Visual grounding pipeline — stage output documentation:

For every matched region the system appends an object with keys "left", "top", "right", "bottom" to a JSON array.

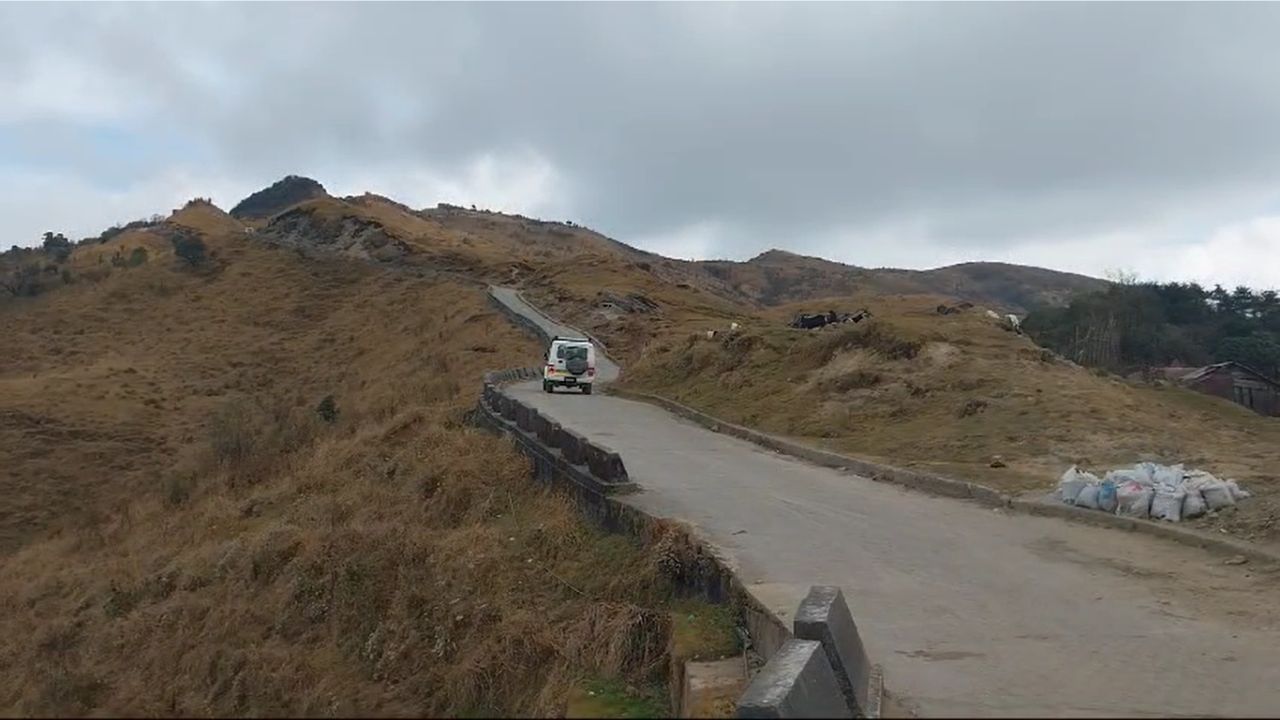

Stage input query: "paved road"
[{"left": 492, "top": 286, "right": 1280, "bottom": 717}]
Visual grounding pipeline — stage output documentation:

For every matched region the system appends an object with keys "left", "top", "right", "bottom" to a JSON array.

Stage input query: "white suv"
[{"left": 543, "top": 336, "right": 596, "bottom": 394}]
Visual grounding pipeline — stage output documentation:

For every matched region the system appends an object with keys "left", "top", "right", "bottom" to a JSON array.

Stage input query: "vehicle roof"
[{"left": 550, "top": 336, "right": 591, "bottom": 344}]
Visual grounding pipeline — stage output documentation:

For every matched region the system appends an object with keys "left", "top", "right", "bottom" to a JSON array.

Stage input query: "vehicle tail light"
[
  {"left": 587, "top": 368, "right": 595, "bottom": 376},
  {"left": 546, "top": 364, "right": 555, "bottom": 372}
]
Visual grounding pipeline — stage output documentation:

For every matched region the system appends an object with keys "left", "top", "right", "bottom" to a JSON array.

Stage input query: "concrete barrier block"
[
  {"left": 585, "top": 444, "right": 629, "bottom": 484},
  {"left": 793, "top": 586, "right": 870, "bottom": 717},
  {"left": 736, "top": 638, "right": 848, "bottom": 719},
  {"left": 531, "top": 412, "right": 549, "bottom": 440},
  {"left": 515, "top": 402, "right": 533, "bottom": 431},
  {"left": 499, "top": 394, "right": 516, "bottom": 420},
  {"left": 602, "top": 452, "right": 628, "bottom": 483},
  {"left": 538, "top": 419, "right": 560, "bottom": 445},
  {"left": 557, "top": 427, "right": 587, "bottom": 465},
  {"left": 584, "top": 443, "right": 607, "bottom": 477}
]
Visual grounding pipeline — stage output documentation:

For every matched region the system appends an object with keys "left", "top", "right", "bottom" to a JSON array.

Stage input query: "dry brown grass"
[
  {"left": 0, "top": 397, "right": 690, "bottom": 716},
  {"left": 0, "top": 224, "right": 528, "bottom": 552},
  {"left": 268, "top": 196, "right": 1279, "bottom": 547},
  {"left": 0, "top": 217, "right": 737, "bottom": 716}
]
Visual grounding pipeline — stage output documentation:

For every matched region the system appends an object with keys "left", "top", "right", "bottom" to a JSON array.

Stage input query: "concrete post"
[
  {"left": 736, "top": 638, "right": 849, "bottom": 719},
  {"left": 793, "top": 586, "right": 870, "bottom": 717}
]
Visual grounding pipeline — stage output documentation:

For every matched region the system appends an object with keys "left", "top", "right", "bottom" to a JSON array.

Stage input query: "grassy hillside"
[
  {"left": 619, "top": 294, "right": 1280, "bottom": 546},
  {"left": 0, "top": 212, "right": 735, "bottom": 715}
]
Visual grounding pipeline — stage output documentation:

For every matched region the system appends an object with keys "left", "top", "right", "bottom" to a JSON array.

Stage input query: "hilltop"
[{"left": 229, "top": 175, "right": 328, "bottom": 220}]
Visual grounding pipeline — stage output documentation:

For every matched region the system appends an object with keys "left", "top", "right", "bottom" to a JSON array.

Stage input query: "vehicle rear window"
[{"left": 556, "top": 345, "right": 589, "bottom": 361}]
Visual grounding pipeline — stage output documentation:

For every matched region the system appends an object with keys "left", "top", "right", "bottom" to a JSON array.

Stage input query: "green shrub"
[
  {"left": 316, "top": 395, "right": 339, "bottom": 424},
  {"left": 170, "top": 232, "right": 208, "bottom": 267},
  {"left": 41, "top": 232, "right": 72, "bottom": 262}
]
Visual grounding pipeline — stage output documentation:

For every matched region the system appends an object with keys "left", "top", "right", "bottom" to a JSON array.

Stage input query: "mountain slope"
[
  {"left": 0, "top": 200, "right": 732, "bottom": 716},
  {"left": 699, "top": 250, "right": 1107, "bottom": 312},
  {"left": 231, "top": 178, "right": 1102, "bottom": 313}
]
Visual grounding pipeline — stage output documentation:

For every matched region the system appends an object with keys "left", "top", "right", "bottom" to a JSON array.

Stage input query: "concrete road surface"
[{"left": 492, "top": 286, "right": 1280, "bottom": 717}]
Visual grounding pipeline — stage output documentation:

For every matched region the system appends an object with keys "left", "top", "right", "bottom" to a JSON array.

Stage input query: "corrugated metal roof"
[{"left": 1180, "top": 361, "right": 1280, "bottom": 388}]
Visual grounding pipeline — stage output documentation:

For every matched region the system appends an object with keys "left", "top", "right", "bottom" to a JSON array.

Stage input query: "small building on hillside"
[{"left": 1171, "top": 362, "right": 1280, "bottom": 417}]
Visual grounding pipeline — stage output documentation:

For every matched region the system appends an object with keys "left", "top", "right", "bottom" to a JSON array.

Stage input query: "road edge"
[
  {"left": 607, "top": 386, "right": 1280, "bottom": 567},
  {"left": 485, "top": 287, "right": 883, "bottom": 716}
]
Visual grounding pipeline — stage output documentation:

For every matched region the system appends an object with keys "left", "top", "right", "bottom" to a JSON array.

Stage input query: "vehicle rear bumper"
[{"left": 544, "top": 375, "right": 592, "bottom": 387}]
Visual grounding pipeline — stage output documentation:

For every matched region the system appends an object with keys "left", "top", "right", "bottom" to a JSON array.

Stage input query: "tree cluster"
[{"left": 1024, "top": 281, "right": 1280, "bottom": 379}]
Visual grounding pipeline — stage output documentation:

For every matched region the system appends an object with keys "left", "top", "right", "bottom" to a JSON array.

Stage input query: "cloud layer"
[{"left": 3, "top": 3, "right": 1280, "bottom": 287}]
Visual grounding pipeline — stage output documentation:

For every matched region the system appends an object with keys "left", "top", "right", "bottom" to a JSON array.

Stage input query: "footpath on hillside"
[{"left": 491, "top": 286, "right": 1280, "bottom": 718}]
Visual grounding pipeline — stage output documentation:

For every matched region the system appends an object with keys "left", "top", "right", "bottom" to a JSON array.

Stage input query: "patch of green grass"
[
  {"left": 670, "top": 600, "right": 740, "bottom": 663},
  {"left": 566, "top": 676, "right": 669, "bottom": 718}
]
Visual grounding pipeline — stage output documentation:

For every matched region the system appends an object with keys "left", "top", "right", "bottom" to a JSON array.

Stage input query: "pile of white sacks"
[{"left": 1058, "top": 463, "right": 1250, "bottom": 523}]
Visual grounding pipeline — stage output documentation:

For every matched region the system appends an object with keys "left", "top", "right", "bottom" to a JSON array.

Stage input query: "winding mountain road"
[{"left": 491, "top": 286, "right": 1280, "bottom": 717}]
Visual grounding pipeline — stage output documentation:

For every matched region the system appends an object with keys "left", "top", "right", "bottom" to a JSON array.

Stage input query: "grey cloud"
[{"left": 4, "top": 2, "right": 1280, "bottom": 276}]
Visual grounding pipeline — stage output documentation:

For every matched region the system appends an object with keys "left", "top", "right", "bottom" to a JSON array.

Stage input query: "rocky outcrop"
[{"left": 259, "top": 207, "right": 410, "bottom": 263}]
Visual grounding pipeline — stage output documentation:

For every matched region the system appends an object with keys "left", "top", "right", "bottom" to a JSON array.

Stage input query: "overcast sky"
[{"left": 4, "top": 2, "right": 1280, "bottom": 288}]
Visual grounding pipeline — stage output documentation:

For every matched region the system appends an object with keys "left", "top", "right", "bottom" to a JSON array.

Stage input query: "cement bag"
[
  {"left": 1182, "top": 487, "right": 1208, "bottom": 519},
  {"left": 1151, "top": 486, "right": 1186, "bottom": 522},
  {"left": 1075, "top": 483, "right": 1101, "bottom": 510},
  {"left": 1152, "top": 464, "right": 1186, "bottom": 488},
  {"left": 1097, "top": 479, "right": 1119, "bottom": 513},
  {"left": 1133, "top": 463, "right": 1161, "bottom": 486},
  {"left": 1106, "top": 468, "right": 1149, "bottom": 488},
  {"left": 1202, "top": 482, "right": 1236, "bottom": 511},
  {"left": 1059, "top": 467, "right": 1091, "bottom": 504},
  {"left": 1116, "top": 480, "right": 1153, "bottom": 519},
  {"left": 1226, "top": 479, "right": 1252, "bottom": 500}
]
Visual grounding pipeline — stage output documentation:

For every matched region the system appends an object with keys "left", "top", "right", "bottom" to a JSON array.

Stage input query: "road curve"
[{"left": 492, "top": 286, "right": 1280, "bottom": 717}]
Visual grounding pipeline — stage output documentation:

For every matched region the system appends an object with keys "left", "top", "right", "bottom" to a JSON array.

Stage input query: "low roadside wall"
[
  {"left": 478, "top": 372, "right": 634, "bottom": 492},
  {"left": 489, "top": 292, "right": 554, "bottom": 346},
  {"left": 481, "top": 289, "right": 878, "bottom": 716},
  {"left": 487, "top": 287, "right": 621, "bottom": 379},
  {"left": 475, "top": 372, "right": 879, "bottom": 717},
  {"left": 608, "top": 388, "right": 1280, "bottom": 566},
  {"left": 608, "top": 387, "right": 1008, "bottom": 507}
]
